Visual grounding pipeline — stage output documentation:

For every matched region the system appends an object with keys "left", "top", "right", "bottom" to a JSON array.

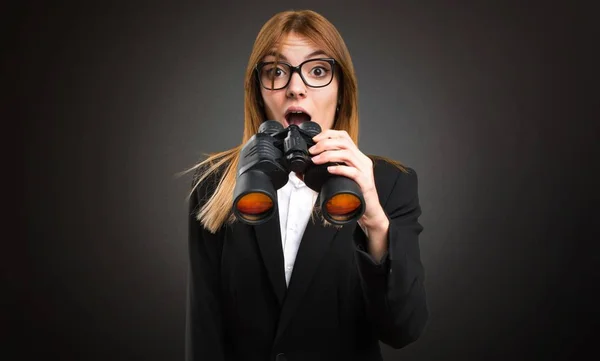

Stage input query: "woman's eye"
[
  {"left": 266, "top": 67, "right": 286, "bottom": 77},
  {"left": 310, "top": 67, "right": 327, "bottom": 77}
]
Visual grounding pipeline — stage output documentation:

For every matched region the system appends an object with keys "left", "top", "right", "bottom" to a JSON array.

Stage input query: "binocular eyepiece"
[{"left": 232, "top": 120, "right": 365, "bottom": 226}]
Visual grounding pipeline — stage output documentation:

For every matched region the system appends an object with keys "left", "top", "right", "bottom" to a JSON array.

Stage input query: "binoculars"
[{"left": 232, "top": 120, "right": 365, "bottom": 226}]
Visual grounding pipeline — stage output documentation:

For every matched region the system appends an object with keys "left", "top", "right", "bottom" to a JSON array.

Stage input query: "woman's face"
[{"left": 258, "top": 32, "right": 339, "bottom": 131}]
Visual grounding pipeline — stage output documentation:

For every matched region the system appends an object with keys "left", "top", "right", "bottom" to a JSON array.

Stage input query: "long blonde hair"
[{"left": 187, "top": 9, "right": 405, "bottom": 234}]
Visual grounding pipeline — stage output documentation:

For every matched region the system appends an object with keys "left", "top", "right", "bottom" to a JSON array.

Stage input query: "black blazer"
[{"left": 185, "top": 157, "right": 428, "bottom": 361}]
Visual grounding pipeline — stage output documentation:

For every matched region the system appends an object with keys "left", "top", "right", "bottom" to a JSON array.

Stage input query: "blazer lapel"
[
  {"left": 274, "top": 207, "right": 340, "bottom": 345},
  {"left": 253, "top": 211, "right": 287, "bottom": 306}
]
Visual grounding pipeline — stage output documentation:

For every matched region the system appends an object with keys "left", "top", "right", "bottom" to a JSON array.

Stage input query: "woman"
[{"left": 185, "top": 9, "right": 428, "bottom": 361}]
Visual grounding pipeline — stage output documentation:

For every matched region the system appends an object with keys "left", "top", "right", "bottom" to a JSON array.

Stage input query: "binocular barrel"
[{"left": 233, "top": 120, "right": 365, "bottom": 226}]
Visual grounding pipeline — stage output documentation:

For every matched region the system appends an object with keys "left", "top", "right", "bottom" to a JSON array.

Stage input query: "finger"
[
  {"left": 327, "top": 164, "right": 376, "bottom": 196},
  {"left": 313, "top": 145, "right": 373, "bottom": 170},
  {"left": 312, "top": 129, "right": 351, "bottom": 143},
  {"left": 308, "top": 138, "right": 351, "bottom": 155},
  {"left": 312, "top": 149, "right": 362, "bottom": 169},
  {"left": 326, "top": 164, "right": 361, "bottom": 181}
]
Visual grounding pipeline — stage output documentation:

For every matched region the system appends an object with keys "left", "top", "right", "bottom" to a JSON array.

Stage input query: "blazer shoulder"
[
  {"left": 370, "top": 155, "right": 417, "bottom": 182},
  {"left": 369, "top": 155, "right": 419, "bottom": 205}
]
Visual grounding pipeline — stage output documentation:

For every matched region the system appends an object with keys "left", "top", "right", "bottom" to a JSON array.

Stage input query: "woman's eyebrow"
[
  {"left": 304, "top": 50, "right": 328, "bottom": 59},
  {"left": 264, "top": 51, "right": 288, "bottom": 61}
]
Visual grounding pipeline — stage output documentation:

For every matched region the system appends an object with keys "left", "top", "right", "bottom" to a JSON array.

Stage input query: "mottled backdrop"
[{"left": 12, "top": 1, "right": 596, "bottom": 360}]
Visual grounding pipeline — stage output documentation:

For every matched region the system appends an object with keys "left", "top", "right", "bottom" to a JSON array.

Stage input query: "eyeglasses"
[{"left": 256, "top": 58, "right": 336, "bottom": 90}]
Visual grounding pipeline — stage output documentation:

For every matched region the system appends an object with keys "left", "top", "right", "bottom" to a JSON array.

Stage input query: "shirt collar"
[{"left": 289, "top": 171, "right": 306, "bottom": 189}]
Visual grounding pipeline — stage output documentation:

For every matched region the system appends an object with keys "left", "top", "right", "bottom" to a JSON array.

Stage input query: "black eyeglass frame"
[{"left": 255, "top": 58, "right": 337, "bottom": 90}]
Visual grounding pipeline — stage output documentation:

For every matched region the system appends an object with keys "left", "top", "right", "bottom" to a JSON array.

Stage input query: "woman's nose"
[{"left": 286, "top": 72, "right": 307, "bottom": 98}]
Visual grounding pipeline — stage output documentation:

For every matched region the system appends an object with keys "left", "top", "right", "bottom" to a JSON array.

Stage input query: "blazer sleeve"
[
  {"left": 185, "top": 172, "right": 226, "bottom": 361},
  {"left": 354, "top": 166, "right": 429, "bottom": 349}
]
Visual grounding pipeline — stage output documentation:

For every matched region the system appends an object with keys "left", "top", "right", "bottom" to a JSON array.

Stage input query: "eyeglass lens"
[{"left": 259, "top": 59, "right": 333, "bottom": 89}]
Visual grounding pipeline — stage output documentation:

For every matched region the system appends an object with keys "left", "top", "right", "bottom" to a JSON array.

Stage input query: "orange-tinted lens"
[
  {"left": 325, "top": 193, "right": 361, "bottom": 220},
  {"left": 236, "top": 193, "right": 273, "bottom": 217}
]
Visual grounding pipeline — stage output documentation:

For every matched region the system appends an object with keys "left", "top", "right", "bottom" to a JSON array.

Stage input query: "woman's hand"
[{"left": 309, "top": 130, "right": 390, "bottom": 259}]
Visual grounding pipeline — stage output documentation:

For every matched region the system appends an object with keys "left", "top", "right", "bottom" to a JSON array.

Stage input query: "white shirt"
[{"left": 277, "top": 172, "right": 319, "bottom": 287}]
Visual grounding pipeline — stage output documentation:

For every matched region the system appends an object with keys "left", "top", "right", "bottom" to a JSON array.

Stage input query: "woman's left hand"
[{"left": 308, "top": 129, "right": 388, "bottom": 230}]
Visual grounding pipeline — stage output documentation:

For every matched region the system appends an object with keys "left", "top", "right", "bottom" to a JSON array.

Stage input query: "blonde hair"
[{"left": 186, "top": 9, "right": 405, "bottom": 234}]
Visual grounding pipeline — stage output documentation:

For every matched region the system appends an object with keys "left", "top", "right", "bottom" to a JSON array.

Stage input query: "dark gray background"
[{"left": 11, "top": 1, "right": 597, "bottom": 360}]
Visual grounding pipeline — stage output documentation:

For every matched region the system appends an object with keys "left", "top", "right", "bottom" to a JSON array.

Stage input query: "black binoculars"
[{"left": 232, "top": 120, "right": 365, "bottom": 226}]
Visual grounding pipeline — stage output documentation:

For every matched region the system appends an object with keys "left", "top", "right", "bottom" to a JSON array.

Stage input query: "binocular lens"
[
  {"left": 325, "top": 193, "right": 362, "bottom": 222},
  {"left": 236, "top": 192, "right": 274, "bottom": 221}
]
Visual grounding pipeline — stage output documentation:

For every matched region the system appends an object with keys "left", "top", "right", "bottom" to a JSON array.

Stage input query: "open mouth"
[{"left": 285, "top": 110, "right": 312, "bottom": 126}]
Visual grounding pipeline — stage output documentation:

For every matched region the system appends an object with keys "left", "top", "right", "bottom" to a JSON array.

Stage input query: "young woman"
[{"left": 185, "top": 9, "right": 428, "bottom": 361}]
